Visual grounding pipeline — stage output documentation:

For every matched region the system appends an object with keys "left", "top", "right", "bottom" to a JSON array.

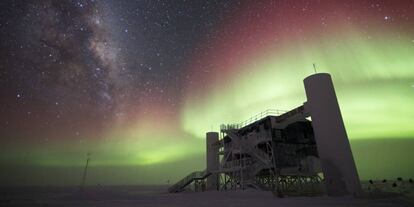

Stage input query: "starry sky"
[{"left": 1, "top": 0, "right": 414, "bottom": 186}]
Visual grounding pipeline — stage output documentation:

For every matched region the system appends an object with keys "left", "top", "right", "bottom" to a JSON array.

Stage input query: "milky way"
[{"left": 1, "top": 0, "right": 414, "bottom": 185}]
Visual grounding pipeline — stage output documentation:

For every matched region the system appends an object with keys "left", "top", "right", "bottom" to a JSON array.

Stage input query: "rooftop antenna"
[
  {"left": 80, "top": 152, "right": 91, "bottom": 193},
  {"left": 313, "top": 63, "right": 318, "bottom": 74}
]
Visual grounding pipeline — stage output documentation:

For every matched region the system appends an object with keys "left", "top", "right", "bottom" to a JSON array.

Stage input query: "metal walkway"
[{"left": 168, "top": 170, "right": 211, "bottom": 193}]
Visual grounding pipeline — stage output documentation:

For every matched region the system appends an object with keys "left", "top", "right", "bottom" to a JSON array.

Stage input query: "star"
[{"left": 0, "top": 0, "right": 413, "bottom": 187}]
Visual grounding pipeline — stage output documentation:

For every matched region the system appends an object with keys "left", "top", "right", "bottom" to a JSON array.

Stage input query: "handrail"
[
  {"left": 168, "top": 170, "right": 210, "bottom": 193},
  {"left": 221, "top": 109, "right": 287, "bottom": 131}
]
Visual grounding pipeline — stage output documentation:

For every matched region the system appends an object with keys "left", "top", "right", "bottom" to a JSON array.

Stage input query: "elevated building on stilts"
[{"left": 169, "top": 73, "right": 362, "bottom": 197}]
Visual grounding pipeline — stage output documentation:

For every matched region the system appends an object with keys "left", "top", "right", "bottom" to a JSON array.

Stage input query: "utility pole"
[{"left": 80, "top": 152, "right": 91, "bottom": 193}]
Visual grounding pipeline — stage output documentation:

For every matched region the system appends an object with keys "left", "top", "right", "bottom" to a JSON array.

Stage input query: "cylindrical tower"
[
  {"left": 206, "top": 132, "right": 219, "bottom": 190},
  {"left": 304, "top": 73, "right": 362, "bottom": 197}
]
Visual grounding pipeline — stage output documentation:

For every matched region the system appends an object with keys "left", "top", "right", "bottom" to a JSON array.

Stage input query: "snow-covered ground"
[{"left": 1, "top": 185, "right": 412, "bottom": 207}]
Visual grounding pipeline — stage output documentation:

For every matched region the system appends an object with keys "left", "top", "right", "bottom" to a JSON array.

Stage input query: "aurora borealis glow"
[{"left": 1, "top": 0, "right": 414, "bottom": 185}]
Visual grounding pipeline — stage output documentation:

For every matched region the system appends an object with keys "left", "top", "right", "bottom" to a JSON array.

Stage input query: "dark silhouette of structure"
[{"left": 169, "top": 73, "right": 362, "bottom": 197}]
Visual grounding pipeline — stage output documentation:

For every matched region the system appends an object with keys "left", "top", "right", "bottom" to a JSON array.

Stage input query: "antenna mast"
[
  {"left": 80, "top": 152, "right": 91, "bottom": 192},
  {"left": 313, "top": 63, "right": 317, "bottom": 74}
]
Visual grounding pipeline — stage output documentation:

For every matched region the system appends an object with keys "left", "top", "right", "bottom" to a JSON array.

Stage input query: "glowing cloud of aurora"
[
  {"left": 1, "top": 1, "right": 414, "bottom": 185},
  {"left": 181, "top": 3, "right": 414, "bottom": 141},
  {"left": 179, "top": 1, "right": 414, "bottom": 181},
  {"left": 181, "top": 30, "right": 414, "bottom": 140}
]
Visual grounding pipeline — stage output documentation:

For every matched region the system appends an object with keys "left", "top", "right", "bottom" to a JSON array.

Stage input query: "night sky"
[{"left": 1, "top": 0, "right": 414, "bottom": 186}]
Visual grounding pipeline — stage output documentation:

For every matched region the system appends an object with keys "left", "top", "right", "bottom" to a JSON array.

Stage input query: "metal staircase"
[
  {"left": 218, "top": 120, "right": 277, "bottom": 191},
  {"left": 168, "top": 170, "right": 211, "bottom": 193}
]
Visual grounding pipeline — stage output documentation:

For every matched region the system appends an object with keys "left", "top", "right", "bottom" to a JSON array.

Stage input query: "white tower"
[
  {"left": 304, "top": 73, "right": 362, "bottom": 197},
  {"left": 206, "top": 132, "right": 219, "bottom": 190}
]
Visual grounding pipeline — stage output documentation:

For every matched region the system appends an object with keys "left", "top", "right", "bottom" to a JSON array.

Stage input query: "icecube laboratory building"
[{"left": 169, "top": 73, "right": 362, "bottom": 197}]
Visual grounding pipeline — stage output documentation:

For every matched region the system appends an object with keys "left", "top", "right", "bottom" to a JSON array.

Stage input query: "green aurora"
[
  {"left": 182, "top": 28, "right": 414, "bottom": 141},
  {"left": 1, "top": 1, "right": 414, "bottom": 186}
]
